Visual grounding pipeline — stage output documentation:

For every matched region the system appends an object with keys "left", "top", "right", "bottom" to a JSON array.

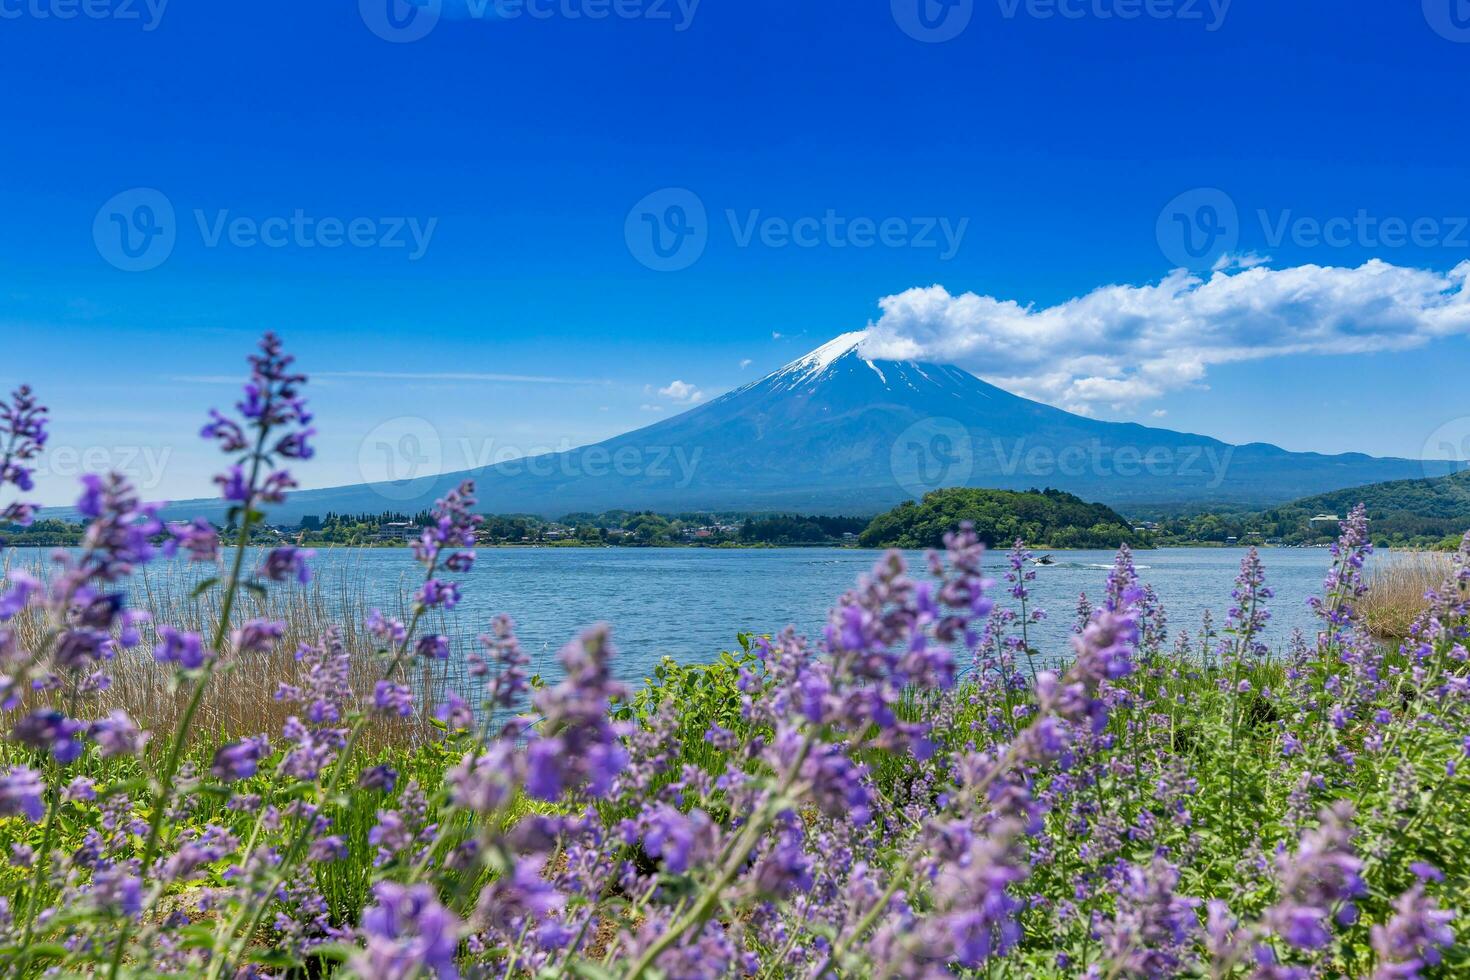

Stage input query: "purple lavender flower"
[
  {"left": 1266, "top": 802, "right": 1365, "bottom": 950},
  {"left": 434, "top": 692, "right": 473, "bottom": 731},
  {"left": 89, "top": 710, "right": 149, "bottom": 757},
  {"left": 0, "top": 765, "right": 45, "bottom": 821},
  {"left": 12, "top": 710, "right": 85, "bottom": 763},
  {"left": 636, "top": 804, "right": 718, "bottom": 875},
  {"left": 164, "top": 517, "right": 220, "bottom": 562},
  {"left": 481, "top": 614, "right": 529, "bottom": 711},
  {"left": 1094, "top": 857, "right": 1200, "bottom": 976},
  {"left": 374, "top": 681, "right": 414, "bottom": 718},
  {"left": 353, "top": 882, "right": 462, "bottom": 980},
  {"left": 258, "top": 545, "right": 314, "bottom": 585},
  {"left": 523, "top": 625, "right": 631, "bottom": 801},
  {"left": 154, "top": 625, "right": 210, "bottom": 669},
  {"left": 210, "top": 735, "right": 270, "bottom": 781},
  {"left": 359, "top": 765, "right": 398, "bottom": 793},
  {"left": 0, "top": 571, "right": 39, "bottom": 621},
  {"left": 366, "top": 608, "right": 408, "bottom": 646},
  {"left": 0, "top": 385, "right": 48, "bottom": 528},
  {"left": 1370, "top": 879, "right": 1456, "bottom": 979},
  {"left": 418, "top": 579, "right": 461, "bottom": 610},
  {"left": 474, "top": 854, "right": 565, "bottom": 942},
  {"left": 231, "top": 618, "right": 285, "bottom": 655}
]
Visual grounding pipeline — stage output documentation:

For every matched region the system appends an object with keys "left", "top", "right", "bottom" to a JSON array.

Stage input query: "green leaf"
[
  {"left": 245, "top": 948, "right": 303, "bottom": 968},
  {"left": 190, "top": 576, "right": 219, "bottom": 597}
]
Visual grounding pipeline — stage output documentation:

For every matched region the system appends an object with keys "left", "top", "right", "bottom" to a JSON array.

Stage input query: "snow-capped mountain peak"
[{"left": 766, "top": 331, "right": 874, "bottom": 390}]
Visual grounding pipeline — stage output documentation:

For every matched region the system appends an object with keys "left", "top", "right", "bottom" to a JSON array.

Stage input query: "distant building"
[
  {"left": 376, "top": 521, "right": 420, "bottom": 542},
  {"left": 1309, "top": 514, "right": 1341, "bottom": 525}
]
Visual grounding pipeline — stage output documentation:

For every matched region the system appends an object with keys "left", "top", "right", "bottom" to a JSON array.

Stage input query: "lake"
[
  {"left": 257, "top": 545, "right": 1372, "bottom": 686},
  {"left": 5, "top": 544, "right": 1399, "bottom": 688}
]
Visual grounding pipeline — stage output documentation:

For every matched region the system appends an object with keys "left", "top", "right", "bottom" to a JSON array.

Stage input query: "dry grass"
[
  {"left": 5, "top": 550, "right": 461, "bottom": 753},
  {"left": 1360, "top": 552, "right": 1456, "bottom": 641}
]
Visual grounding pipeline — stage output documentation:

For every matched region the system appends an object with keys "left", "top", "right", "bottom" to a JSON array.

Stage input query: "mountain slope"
[
  {"left": 162, "top": 334, "right": 1463, "bottom": 521},
  {"left": 1276, "top": 470, "right": 1470, "bottom": 539}
]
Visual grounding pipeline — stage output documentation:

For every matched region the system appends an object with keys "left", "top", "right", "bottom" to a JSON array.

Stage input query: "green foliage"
[
  {"left": 859, "top": 486, "right": 1145, "bottom": 549},
  {"left": 1145, "top": 471, "right": 1470, "bottom": 548}
]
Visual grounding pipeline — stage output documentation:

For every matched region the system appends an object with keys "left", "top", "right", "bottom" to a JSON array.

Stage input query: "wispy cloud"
[
  {"left": 169, "top": 370, "right": 599, "bottom": 386},
  {"left": 318, "top": 370, "right": 597, "bottom": 384},
  {"left": 861, "top": 258, "right": 1470, "bottom": 414}
]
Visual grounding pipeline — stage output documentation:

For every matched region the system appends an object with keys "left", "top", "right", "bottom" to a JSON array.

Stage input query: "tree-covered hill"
[
  {"left": 1147, "top": 471, "right": 1470, "bottom": 548},
  {"left": 1286, "top": 470, "right": 1470, "bottom": 532},
  {"left": 858, "top": 487, "right": 1144, "bottom": 549}
]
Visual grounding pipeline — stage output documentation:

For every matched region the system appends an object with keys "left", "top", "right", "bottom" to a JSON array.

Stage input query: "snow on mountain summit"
[{"left": 767, "top": 331, "right": 876, "bottom": 390}]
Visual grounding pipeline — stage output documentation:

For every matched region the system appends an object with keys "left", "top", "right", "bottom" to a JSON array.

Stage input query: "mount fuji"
[{"left": 201, "top": 334, "right": 1458, "bottom": 521}]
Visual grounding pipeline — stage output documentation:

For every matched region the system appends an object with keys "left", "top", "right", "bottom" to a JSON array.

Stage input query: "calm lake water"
[
  {"left": 251, "top": 545, "right": 1379, "bottom": 686},
  {"left": 7, "top": 544, "right": 1404, "bottom": 688}
]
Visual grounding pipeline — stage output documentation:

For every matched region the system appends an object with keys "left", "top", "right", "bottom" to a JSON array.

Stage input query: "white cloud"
[
  {"left": 640, "top": 404, "right": 664, "bottom": 413},
  {"left": 1151, "top": 409, "right": 1168, "bottom": 418},
  {"left": 771, "top": 331, "right": 784, "bottom": 340},
  {"left": 859, "top": 259, "right": 1470, "bottom": 414},
  {"left": 657, "top": 379, "right": 705, "bottom": 404},
  {"left": 739, "top": 358, "right": 753, "bottom": 369}
]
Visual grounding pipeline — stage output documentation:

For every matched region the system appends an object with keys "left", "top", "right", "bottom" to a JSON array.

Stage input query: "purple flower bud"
[
  {"left": 359, "top": 765, "right": 398, "bottom": 793},
  {"left": 89, "top": 710, "right": 149, "bottom": 757},
  {"left": 210, "top": 736, "right": 270, "bottom": 781},
  {"left": 0, "top": 765, "right": 45, "bottom": 821},
  {"left": 154, "top": 625, "right": 209, "bottom": 669},
  {"left": 258, "top": 546, "right": 314, "bottom": 585},
  {"left": 12, "top": 710, "right": 85, "bottom": 763}
]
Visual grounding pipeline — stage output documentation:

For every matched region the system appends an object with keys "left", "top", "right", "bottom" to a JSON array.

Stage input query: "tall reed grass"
[
  {"left": 4, "top": 548, "right": 455, "bottom": 753},
  {"left": 1360, "top": 551, "right": 1454, "bottom": 640}
]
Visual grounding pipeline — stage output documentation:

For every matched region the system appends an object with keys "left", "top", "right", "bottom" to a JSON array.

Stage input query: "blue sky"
[{"left": 4, "top": 0, "right": 1470, "bottom": 504}]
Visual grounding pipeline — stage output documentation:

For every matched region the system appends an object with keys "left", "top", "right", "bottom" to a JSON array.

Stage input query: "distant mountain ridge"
[
  {"left": 140, "top": 333, "right": 1463, "bottom": 521},
  {"left": 1279, "top": 469, "right": 1470, "bottom": 540}
]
